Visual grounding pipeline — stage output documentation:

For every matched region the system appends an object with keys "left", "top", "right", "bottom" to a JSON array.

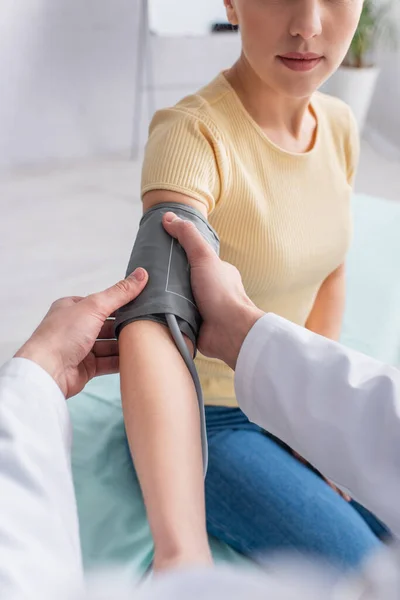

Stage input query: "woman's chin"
[{"left": 273, "top": 74, "right": 328, "bottom": 99}]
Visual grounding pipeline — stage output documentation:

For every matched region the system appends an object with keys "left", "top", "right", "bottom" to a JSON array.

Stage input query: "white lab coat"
[
  {"left": 235, "top": 314, "right": 400, "bottom": 539},
  {"left": 0, "top": 358, "right": 83, "bottom": 599},
  {"left": 1, "top": 314, "right": 400, "bottom": 599}
]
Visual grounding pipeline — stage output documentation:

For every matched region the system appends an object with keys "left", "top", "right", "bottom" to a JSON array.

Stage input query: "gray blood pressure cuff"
[{"left": 114, "top": 203, "right": 220, "bottom": 349}]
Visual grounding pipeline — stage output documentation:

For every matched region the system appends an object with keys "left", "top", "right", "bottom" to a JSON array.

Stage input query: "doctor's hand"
[
  {"left": 15, "top": 269, "right": 148, "bottom": 399},
  {"left": 163, "top": 213, "right": 264, "bottom": 370}
]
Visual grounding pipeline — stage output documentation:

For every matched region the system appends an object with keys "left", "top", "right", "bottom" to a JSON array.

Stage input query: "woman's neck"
[{"left": 225, "top": 56, "right": 317, "bottom": 152}]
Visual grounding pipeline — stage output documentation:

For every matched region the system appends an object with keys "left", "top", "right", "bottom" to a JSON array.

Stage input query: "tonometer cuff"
[{"left": 114, "top": 202, "right": 220, "bottom": 350}]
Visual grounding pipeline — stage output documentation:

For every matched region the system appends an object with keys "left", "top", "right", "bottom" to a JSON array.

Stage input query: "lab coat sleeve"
[
  {"left": 0, "top": 358, "right": 83, "bottom": 599},
  {"left": 235, "top": 314, "right": 400, "bottom": 538}
]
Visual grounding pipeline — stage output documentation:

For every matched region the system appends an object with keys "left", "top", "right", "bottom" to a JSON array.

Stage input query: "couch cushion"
[{"left": 341, "top": 194, "right": 400, "bottom": 366}]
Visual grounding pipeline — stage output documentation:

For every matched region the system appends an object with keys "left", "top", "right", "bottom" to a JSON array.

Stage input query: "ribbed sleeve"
[{"left": 142, "top": 107, "right": 227, "bottom": 213}]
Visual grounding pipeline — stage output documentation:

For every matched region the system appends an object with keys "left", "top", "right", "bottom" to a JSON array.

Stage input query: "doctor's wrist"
[
  {"left": 217, "top": 304, "right": 264, "bottom": 371},
  {"left": 231, "top": 306, "right": 264, "bottom": 369},
  {"left": 15, "top": 339, "right": 66, "bottom": 397}
]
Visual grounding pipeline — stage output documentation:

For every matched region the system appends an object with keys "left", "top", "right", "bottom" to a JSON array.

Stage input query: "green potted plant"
[{"left": 323, "top": 0, "right": 399, "bottom": 130}]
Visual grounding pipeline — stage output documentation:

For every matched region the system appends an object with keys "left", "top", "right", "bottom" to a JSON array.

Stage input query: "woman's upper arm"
[
  {"left": 143, "top": 190, "right": 208, "bottom": 219},
  {"left": 140, "top": 107, "right": 227, "bottom": 217}
]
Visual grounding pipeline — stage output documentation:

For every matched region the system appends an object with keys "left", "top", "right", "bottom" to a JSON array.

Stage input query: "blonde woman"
[{"left": 119, "top": 0, "right": 387, "bottom": 573}]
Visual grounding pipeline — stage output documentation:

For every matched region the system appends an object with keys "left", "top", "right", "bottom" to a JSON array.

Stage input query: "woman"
[{"left": 118, "top": 0, "right": 386, "bottom": 573}]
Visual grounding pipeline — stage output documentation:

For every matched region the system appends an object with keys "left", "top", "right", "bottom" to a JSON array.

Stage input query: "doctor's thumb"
[
  {"left": 163, "top": 212, "right": 216, "bottom": 266},
  {"left": 89, "top": 269, "right": 149, "bottom": 317}
]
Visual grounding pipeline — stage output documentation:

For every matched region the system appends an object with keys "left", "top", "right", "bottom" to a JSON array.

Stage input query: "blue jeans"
[{"left": 205, "top": 406, "right": 388, "bottom": 570}]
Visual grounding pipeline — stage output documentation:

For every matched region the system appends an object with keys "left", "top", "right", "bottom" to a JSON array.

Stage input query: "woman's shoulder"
[
  {"left": 313, "top": 91, "right": 357, "bottom": 138},
  {"left": 313, "top": 92, "right": 359, "bottom": 183},
  {"left": 150, "top": 74, "right": 233, "bottom": 137}
]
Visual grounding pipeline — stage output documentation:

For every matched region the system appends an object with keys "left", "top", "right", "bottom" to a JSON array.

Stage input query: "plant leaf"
[{"left": 347, "top": 0, "right": 399, "bottom": 67}]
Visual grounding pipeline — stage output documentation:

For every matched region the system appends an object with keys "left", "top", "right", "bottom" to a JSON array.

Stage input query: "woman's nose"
[{"left": 289, "top": 0, "right": 323, "bottom": 39}]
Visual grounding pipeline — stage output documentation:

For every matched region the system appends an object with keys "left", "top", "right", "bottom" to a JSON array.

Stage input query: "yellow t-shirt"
[{"left": 142, "top": 73, "right": 358, "bottom": 407}]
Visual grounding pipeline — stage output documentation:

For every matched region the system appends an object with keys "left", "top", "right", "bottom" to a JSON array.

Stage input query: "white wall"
[
  {"left": 0, "top": 0, "right": 142, "bottom": 167},
  {"left": 366, "top": 0, "right": 400, "bottom": 153},
  {"left": 0, "top": 0, "right": 240, "bottom": 168},
  {"left": 0, "top": 0, "right": 398, "bottom": 169},
  {"left": 367, "top": 52, "right": 400, "bottom": 153},
  {"left": 149, "top": 0, "right": 227, "bottom": 35}
]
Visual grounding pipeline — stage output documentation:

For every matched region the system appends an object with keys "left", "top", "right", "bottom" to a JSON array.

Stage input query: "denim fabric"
[{"left": 205, "top": 406, "right": 386, "bottom": 570}]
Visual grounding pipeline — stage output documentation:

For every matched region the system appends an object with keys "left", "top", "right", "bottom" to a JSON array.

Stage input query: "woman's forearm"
[
  {"left": 119, "top": 320, "right": 211, "bottom": 571},
  {"left": 306, "top": 264, "right": 346, "bottom": 341}
]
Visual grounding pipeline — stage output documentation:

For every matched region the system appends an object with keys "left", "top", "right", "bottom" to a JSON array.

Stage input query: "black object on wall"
[{"left": 211, "top": 22, "right": 239, "bottom": 33}]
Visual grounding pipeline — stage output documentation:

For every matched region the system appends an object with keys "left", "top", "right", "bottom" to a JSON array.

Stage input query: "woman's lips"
[{"left": 278, "top": 53, "right": 324, "bottom": 72}]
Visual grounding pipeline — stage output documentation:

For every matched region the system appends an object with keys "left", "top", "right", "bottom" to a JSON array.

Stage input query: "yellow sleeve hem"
[{"left": 141, "top": 182, "right": 214, "bottom": 215}]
